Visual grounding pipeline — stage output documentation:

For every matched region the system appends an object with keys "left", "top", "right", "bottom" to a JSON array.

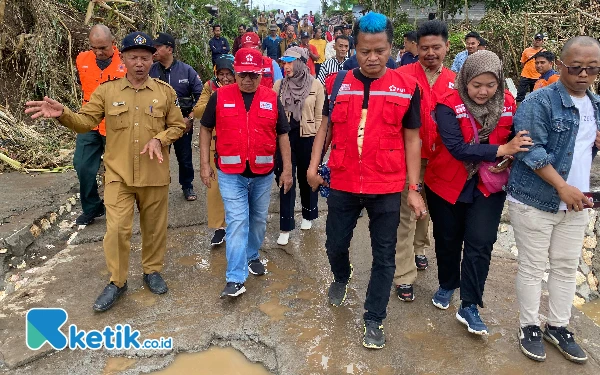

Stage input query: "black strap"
[
  {"left": 523, "top": 48, "right": 546, "bottom": 65},
  {"left": 320, "top": 70, "right": 348, "bottom": 162}
]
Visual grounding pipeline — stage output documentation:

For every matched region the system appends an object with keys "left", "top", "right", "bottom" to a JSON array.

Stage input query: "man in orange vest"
[
  {"left": 199, "top": 48, "right": 293, "bottom": 299},
  {"left": 74, "top": 24, "right": 126, "bottom": 225}
]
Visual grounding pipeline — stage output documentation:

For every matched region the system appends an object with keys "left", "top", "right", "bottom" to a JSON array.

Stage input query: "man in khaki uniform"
[{"left": 25, "top": 32, "right": 185, "bottom": 312}]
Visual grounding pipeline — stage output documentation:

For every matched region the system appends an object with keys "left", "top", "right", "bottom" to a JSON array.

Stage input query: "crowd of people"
[{"left": 23, "top": 8, "right": 600, "bottom": 364}]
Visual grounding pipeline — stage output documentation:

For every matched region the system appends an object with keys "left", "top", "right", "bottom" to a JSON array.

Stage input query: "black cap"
[
  {"left": 214, "top": 54, "right": 234, "bottom": 74},
  {"left": 534, "top": 33, "right": 544, "bottom": 40},
  {"left": 120, "top": 32, "right": 156, "bottom": 53},
  {"left": 300, "top": 31, "right": 310, "bottom": 39},
  {"left": 344, "top": 24, "right": 352, "bottom": 29},
  {"left": 154, "top": 32, "right": 176, "bottom": 50}
]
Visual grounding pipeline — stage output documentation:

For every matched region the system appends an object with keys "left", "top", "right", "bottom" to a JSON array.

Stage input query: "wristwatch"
[{"left": 408, "top": 183, "right": 423, "bottom": 193}]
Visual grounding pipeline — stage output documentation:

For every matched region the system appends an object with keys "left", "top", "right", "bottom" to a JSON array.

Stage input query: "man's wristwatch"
[{"left": 408, "top": 183, "right": 423, "bottom": 193}]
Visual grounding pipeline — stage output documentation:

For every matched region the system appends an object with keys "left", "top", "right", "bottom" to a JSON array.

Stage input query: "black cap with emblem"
[
  {"left": 120, "top": 32, "right": 156, "bottom": 53},
  {"left": 153, "top": 32, "right": 176, "bottom": 52}
]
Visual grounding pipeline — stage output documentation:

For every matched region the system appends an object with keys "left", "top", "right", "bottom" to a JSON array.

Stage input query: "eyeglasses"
[
  {"left": 217, "top": 72, "right": 234, "bottom": 80},
  {"left": 238, "top": 72, "right": 261, "bottom": 80},
  {"left": 562, "top": 64, "right": 600, "bottom": 76}
]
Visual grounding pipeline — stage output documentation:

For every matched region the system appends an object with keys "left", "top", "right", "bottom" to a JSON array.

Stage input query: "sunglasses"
[
  {"left": 562, "top": 64, "right": 600, "bottom": 76},
  {"left": 238, "top": 72, "right": 261, "bottom": 80}
]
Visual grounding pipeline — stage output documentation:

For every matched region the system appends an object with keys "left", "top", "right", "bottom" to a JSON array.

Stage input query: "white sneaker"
[
  {"left": 277, "top": 232, "right": 290, "bottom": 245},
  {"left": 301, "top": 219, "right": 312, "bottom": 230}
]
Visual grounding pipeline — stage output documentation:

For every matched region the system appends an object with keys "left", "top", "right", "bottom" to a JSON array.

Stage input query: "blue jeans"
[{"left": 218, "top": 170, "right": 273, "bottom": 283}]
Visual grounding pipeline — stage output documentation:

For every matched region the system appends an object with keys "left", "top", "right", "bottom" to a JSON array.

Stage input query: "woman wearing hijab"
[
  {"left": 424, "top": 51, "right": 533, "bottom": 335},
  {"left": 193, "top": 55, "right": 236, "bottom": 247},
  {"left": 274, "top": 46, "right": 325, "bottom": 245}
]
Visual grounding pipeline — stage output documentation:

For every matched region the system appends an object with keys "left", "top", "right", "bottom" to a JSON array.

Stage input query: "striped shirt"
[{"left": 317, "top": 57, "right": 348, "bottom": 85}]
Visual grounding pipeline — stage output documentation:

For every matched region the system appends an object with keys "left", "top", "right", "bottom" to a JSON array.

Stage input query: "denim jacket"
[{"left": 506, "top": 81, "right": 600, "bottom": 213}]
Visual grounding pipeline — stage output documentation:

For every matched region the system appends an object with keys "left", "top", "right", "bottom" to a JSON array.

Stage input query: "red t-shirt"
[{"left": 304, "top": 44, "right": 318, "bottom": 76}]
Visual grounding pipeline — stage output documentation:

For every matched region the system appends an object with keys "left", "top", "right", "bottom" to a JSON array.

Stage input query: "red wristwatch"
[{"left": 408, "top": 183, "right": 423, "bottom": 193}]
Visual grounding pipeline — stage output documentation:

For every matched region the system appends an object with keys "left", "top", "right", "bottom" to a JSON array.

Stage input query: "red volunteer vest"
[
  {"left": 396, "top": 63, "right": 455, "bottom": 159},
  {"left": 215, "top": 85, "right": 278, "bottom": 174},
  {"left": 260, "top": 56, "right": 275, "bottom": 89},
  {"left": 325, "top": 69, "right": 417, "bottom": 194},
  {"left": 424, "top": 89, "right": 516, "bottom": 204},
  {"left": 75, "top": 46, "right": 126, "bottom": 135}
]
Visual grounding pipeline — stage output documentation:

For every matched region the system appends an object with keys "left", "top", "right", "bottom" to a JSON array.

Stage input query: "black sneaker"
[
  {"left": 396, "top": 284, "right": 415, "bottom": 302},
  {"left": 211, "top": 228, "right": 226, "bottom": 246},
  {"left": 76, "top": 204, "right": 106, "bottom": 225},
  {"left": 415, "top": 255, "right": 428, "bottom": 270},
  {"left": 363, "top": 320, "right": 385, "bottom": 349},
  {"left": 328, "top": 281, "right": 348, "bottom": 306},
  {"left": 519, "top": 325, "right": 546, "bottom": 362},
  {"left": 248, "top": 259, "right": 266, "bottom": 276},
  {"left": 543, "top": 325, "right": 588, "bottom": 363},
  {"left": 220, "top": 282, "right": 246, "bottom": 298}
]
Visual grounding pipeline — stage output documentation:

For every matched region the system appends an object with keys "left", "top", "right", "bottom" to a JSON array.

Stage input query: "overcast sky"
[{"left": 248, "top": 0, "right": 321, "bottom": 17}]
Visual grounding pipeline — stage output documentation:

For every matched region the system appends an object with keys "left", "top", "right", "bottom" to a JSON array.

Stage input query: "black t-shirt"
[
  {"left": 200, "top": 90, "right": 290, "bottom": 177},
  {"left": 322, "top": 68, "right": 421, "bottom": 130},
  {"left": 347, "top": 35, "right": 355, "bottom": 50}
]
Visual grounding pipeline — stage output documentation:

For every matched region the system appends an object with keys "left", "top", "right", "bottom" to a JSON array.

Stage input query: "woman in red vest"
[{"left": 424, "top": 51, "right": 533, "bottom": 335}]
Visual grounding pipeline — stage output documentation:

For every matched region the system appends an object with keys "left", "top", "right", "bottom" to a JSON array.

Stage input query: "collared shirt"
[
  {"left": 58, "top": 77, "right": 185, "bottom": 187},
  {"left": 149, "top": 60, "right": 203, "bottom": 117},
  {"left": 209, "top": 37, "right": 230, "bottom": 60},
  {"left": 533, "top": 69, "right": 559, "bottom": 91},
  {"left": 317, "top": 57, "right": 347, "bottom": 85},
  {"left": 451, "top": 50, "right": 469, "bottom": 72},
  {"left": 399, "top": 51, "right": 418, "bottom": 66},
  {"left": 420, "top": 62, "right": 443, "bottom": 87},
  {"left": 280, "top": 38, "right": 299, "bottom": 57},
  {"left": 262, "top": 35, "right": 282, "bottom": 60}
]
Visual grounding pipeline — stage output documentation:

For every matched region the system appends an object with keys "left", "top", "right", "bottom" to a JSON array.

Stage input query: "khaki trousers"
[
  {"left": 103, "top": 181, "right": 169, "bottom": 287},
  {"left": 509, "top": 201, "right": 588, "bottom": 327},
  {"left": 394, "top": 160, "right": 430, "bottom": 286},
  {"left": 207, "top": 134, "right": 226, "bottom": 229}
]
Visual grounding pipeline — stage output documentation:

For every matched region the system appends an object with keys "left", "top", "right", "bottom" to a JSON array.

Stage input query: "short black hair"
[
  {"left": 536, "top": 50, "right": 555, "bottom": 62},
  {"left": 403, "top": 31, "right": 418, "bottom": 43},
  {"left": 314, "top": 26, "right": 321, "bottom": 32},
  {"left": 335, "top": 35, "right": 350, "bottom": 43},
  {"left": 334, "top": 26, "right": 344, "bottom": 33},
  {"left": 416, "top": 20, "right": 448, "bottom": 42},
  {"left": 352, "top": 13, "right": 394, "bottom": 45},
  {"left": 399, "top": 44, "right": 405, "bottom": 49},
  {"left": 213, "top": 24, "right": 221, "bottom": 31},
  {"left": 238, "top": 24, "right": 246, "bottom": 29},
  {"left": 246, "top": 27, "right": 253, "bottom": 32},
  {"left": 465, "top": 31, "right": 481, "bottom": 40},
  {"left": 478, "top": 37, "right": 488, "bottom": 47}
]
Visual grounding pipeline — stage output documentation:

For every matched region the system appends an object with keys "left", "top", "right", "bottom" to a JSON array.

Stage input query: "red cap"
[
  {"left": 234, "top": 48, "right": 263, "bottom": 74},
  {"left": 241, "top": 32, "right": 261, "bottom": 48}
]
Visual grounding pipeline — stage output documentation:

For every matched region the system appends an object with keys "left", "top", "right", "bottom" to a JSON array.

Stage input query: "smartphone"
[
  {"left": 495, "top": 158, "right": 511, "bottom": 169},
  {"left": 582, "top": 192, "right": 600, "bottom": 208}
]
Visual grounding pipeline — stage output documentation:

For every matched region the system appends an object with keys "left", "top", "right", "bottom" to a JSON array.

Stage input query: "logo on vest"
[
  {"left": 260, "top": 101, "right": 273, "bottom": 110},
  {"left": 449, "top": 82, "right": 454, "bottom": 89},
  {"left": 340, "top": 83, "right": 351, "bottom": 91},
  {"left": 455, "top": 104, "right": 466, "bottom": 114},
  {"left": 388, "top": 85, "right": 405, "bottom": 93}
]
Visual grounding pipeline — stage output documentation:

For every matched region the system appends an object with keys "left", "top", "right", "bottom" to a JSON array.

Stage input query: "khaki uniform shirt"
[{"left": 59, "top": 76, "right": 185, "bottom": 187}]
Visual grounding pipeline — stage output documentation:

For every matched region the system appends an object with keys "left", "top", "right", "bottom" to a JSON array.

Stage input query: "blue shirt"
[
  {"left": 342, "top": 55, "right": 396, "bottom": 70},
  {"left": 262, "top": 36, "right": 282, "bottom": 60},
  {"left": 507, "top": 81, "right": 600, "bottom": 212},
  {"left": 149, "top": 60, "right": 203, "bottom": 117},
  {"left": 209, "top": 37, "right": 230, "bottom": 61},
  {"left": 270, "top": 60, "right": 283, "bottom": 82},
  {"left": 400, "top": 51, "right": 419, "bottom": 66},
  {"left": 451, "top": 50, "right": 469, "bottom": 72}
]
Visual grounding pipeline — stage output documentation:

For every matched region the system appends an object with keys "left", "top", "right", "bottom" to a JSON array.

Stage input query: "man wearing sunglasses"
[
  {"left": 507, "top": 36, "right": 600, "bottom": 364},
  {"left": 199, "top": 47, "right": 293, "bottom": 299}
]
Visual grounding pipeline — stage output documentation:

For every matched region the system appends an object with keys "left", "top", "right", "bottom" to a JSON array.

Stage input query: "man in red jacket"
[
  {"left": 393, "top": 20, "right": 456, "bottom": 302},
  {"left": 240, "top": 31, "right": 282, "bottom": 88},
  {"left": 307, "top": 12, "right": 426, "bottom": 349}
]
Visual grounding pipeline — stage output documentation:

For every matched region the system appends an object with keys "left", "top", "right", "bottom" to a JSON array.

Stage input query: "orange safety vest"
[
  {"left": 215, "top": 84, "right": 279, "bottom": 174},
  {"left": 75, "top": 46, "right": 126, "bottom": 135},
  {"left": 325, "top": 69, "right": 417, "bottom": 194},
  {"left": 424, "top": 89, "right": 515, "bottom": 203}
]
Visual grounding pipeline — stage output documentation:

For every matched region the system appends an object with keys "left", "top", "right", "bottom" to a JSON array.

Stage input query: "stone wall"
[{"left": 495, "top": 203, "right": 599, "bottom": 306}]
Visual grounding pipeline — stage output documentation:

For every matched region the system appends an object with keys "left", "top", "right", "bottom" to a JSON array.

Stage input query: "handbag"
[{"left": 467, "top": 112, "right": 509, "bottom": 193}]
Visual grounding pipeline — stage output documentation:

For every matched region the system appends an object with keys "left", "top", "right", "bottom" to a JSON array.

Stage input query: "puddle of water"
[
  {"left": 178, "top": 255, "right": 203, "bottom": 266},
  {"left": 296, "top": 290, "right": 318, "bottom": 300},
  {"left": 487, "top": 332, "right": 503, "bottom": 343},
  {"left": 577, "top": 298, "right": 600, "bottom": 326},
  {"left": 129, "top": 289, "right": 157, "bottom": 307},
  {"left": 264, "top": 281, "right": 289, "bottom": 293},
  {"left": 259, "top": 298, "right": 290, "bottom": 321},
  {"left": 153, "top": 347, "right": 271, "bottom": 375},
  {"left": 103, "top": 357, "right": 137, "bottom": 375}
]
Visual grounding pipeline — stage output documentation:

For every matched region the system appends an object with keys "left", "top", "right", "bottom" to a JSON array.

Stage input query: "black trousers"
[
  {"left": 275, "top": 127, "right": 318, "bottom": 231},
  {"left": 172, "top": 128, "right": 194, "bottom": 190},
  {"left": 516, "top": 76, "right": 538, "bottom": 103},
  {"left": 73, "top": 130, "right": 105, "bottom": 215},
  {"left": 425, "top": 185, "right": 506, "bottom": 307},
  {"left": 315, "top": 63, "right": 322, "bottom": 78},
  {"left": 325, "top": 189, "right": 401, "bottom": 323}
]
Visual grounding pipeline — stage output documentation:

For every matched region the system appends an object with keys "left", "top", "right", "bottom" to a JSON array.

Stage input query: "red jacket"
[
  {"left": 75, "top": 47, "right": 126, "bottom": 135},
  {"left": 215, "top": 84, "right": 278, "bottom": 174},
  {"left": 260, "top": 56, "right": 275, "bottom": 89},
  {"left": 424, "top": 89, "right": 516, "bottom": 203},
  {"left": 325, "top": 69, "right": 417, "bottom": 194},
  {"left": 396, "top": 63, "right": 455, "bottom": 159}
]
